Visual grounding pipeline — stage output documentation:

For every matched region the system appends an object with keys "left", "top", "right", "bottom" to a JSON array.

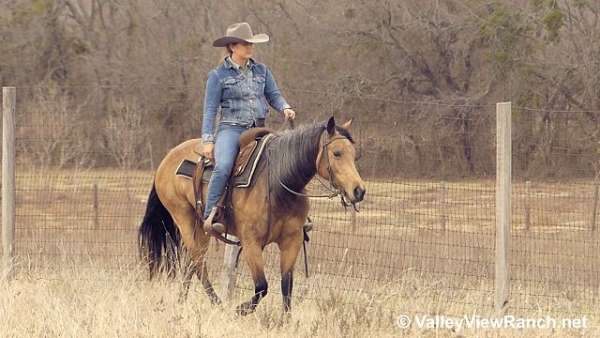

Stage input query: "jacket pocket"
[
  {"left": 222, "top": 76, "right": 242, "bottom": 99},
  {"left": 253, "top": 75, "right": 266, "bottom": 93}
]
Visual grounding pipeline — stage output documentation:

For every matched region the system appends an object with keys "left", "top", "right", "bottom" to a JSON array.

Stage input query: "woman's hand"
[
  {"left": 283, "top": 108, "right": 296, "bottom": 120},
  {"left": 201, "top": 143, "right": 214, "bottom": 160}
]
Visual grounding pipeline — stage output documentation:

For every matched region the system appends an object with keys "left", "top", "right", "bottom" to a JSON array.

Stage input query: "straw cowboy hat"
[{"left": 212, "top": 22, "right": 269, "bottom": 47}]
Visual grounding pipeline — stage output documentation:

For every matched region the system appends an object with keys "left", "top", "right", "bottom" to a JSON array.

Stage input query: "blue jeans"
[{"left": 203, "top": 124, "right": 247, "bottom": 219}]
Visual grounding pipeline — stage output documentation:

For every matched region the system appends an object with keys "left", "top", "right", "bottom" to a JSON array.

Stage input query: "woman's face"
[{"left": 231, "top": 42, "right": 254, "bottom": 59}]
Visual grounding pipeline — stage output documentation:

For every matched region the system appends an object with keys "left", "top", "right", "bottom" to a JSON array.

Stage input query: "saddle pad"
[{"left": 175, "top": 159, "right": 197, "bottom": 179}]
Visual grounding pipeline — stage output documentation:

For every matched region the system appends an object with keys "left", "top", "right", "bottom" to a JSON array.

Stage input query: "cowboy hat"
[{"left": 212, "top": 22, "right": 269, "bottom": 47}]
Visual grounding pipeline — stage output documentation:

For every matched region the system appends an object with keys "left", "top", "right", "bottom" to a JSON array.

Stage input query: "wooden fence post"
[
  {"left": 495, "top": 102, "right": 511, "bottom": 314},
  {"left": 592, "top": 183, "right": 599, "bottom": 232},
  {"left": 2, "top": 87, "right": 16, "bottom": 280},
  {"left": 148, "top": 142, "right": 154, "bottom": 171},
  {"left": 351, "top": 206, "right": 357, "bottom": 234},
  {"left": 439, "top": 181, "right": 448, "bottom": 231},
  {"left": 524, "top": 181, "right": 531, "bottom": 231},
  {"left": 93, "top": 183, "right": 99, "bottom": 229},
  {"left": 220, "top": 235, "right": 241, "bottom": 301}
]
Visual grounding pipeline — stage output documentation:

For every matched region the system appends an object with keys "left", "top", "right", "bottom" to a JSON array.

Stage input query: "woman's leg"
[{"left": 203, "top": 125, "right": 245, "bottom": 221}]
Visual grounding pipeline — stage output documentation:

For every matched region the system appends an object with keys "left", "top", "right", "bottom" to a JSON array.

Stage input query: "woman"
[{"left": 201, "top": 22, "right": 296, "bottom": 234}]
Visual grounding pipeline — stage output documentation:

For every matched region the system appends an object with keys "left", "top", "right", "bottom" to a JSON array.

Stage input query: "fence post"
[
  {"left": 524, "top": 181, "right": 531, "bottom": 231},
  {"left": 351, "top": 206, "right": 357, "bottom": 233},
  {"left": 495, "top": 102, "right": 511, "bottom": 314},
  {"left": 2, "top": 87, "right": 16, "bottom": 280},
  {"left": 592, "top": 183, "right": 599, "bottom": 232},
  {"left": 93, "top": 183, "right": 99, "bottom": 229},
  {"left": 439, "top": 181, "right": 448, "bottom": 231},
  {"left": 220, "top": 235, "right": 241, "bottom": 301},
  {"left": 148, "top": 142, "right": 154, "bottom": 171}
]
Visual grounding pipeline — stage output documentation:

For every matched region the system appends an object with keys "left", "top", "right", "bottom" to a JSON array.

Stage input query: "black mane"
[{"left": 262, "top": 121, "right": 353, "bottom": 208}]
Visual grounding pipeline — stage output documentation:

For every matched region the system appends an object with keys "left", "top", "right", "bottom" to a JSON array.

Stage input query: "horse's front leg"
[
  {"left": 236, "top": 240, "right": 268, "bottom": 316},
  {"left": 278, "top": 229, "right": 303, "bottom": 313}
]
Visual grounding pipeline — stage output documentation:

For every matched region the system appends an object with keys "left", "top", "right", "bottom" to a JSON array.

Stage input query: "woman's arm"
[
  {"left": 264, "top": 67, "right": 291, "bottom": 114},
  {"left": 202, "top": 70, "right": 221, "bottom": 143}
]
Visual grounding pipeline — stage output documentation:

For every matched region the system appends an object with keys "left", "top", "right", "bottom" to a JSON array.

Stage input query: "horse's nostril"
[{"left": 354, "top": 187, "right": 365, "bottom": 201}]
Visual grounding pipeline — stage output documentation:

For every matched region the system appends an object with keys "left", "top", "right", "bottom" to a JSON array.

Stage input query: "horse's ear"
[
  {"left": 341, "top": 118, "right": 353, "bottom": 130},
  {"left": 326, "top": 116, "right": 336, "bottom": 136}
]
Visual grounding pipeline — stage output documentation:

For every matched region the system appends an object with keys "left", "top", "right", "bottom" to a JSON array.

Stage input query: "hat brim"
[{"left": 212, "top": 33, "right": 270, "bottom": 47}]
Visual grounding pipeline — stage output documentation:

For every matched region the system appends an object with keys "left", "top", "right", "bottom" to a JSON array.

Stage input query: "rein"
[{"left": 278, "top": 131, "right": 350, "bottom": 204}]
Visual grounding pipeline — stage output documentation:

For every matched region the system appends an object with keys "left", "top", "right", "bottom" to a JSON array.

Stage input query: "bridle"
[{"left": 278, "top": 125, "right": 359, "bottom": 211}]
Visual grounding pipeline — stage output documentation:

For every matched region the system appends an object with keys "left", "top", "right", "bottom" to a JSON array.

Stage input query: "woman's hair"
[{"left": 218, "top": 44, "right": 235, "bottom": 64}]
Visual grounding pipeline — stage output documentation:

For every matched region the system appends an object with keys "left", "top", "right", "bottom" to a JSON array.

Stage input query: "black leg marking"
[
  {"left": 281, "top": 270, "right": 293, "bottom": 313},
  {"left": 236, "top": 277, "right": 268, "bottom": 316}
]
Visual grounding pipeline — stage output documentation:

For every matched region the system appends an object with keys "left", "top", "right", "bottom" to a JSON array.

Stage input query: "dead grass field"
[
  {"left": 2, "top": 261, "right": 598, "bottom": 337},
  {"left": 2, "top": 169, "right": 600, "bottom": 336}
]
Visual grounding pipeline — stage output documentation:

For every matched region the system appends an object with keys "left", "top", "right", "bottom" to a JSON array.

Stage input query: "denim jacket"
[{"left": 201, "top": 57, "right": 291, "bottom": 143}]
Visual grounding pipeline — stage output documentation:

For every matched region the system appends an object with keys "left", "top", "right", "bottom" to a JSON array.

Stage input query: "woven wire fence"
[
  {"left": 509, "top": 107, "right": 600, "bottom": 318},
  {"left": 2, "top": 86, "right": 600, "bottom": 321}
]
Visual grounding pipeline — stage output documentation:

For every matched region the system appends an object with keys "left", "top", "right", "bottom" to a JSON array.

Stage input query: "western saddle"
[{"left": 191, "top": 127, "right": 275, "bottom": 244}]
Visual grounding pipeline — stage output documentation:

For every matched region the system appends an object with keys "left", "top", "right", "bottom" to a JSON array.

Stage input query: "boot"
[{"left": 203, "top": 206, "right": 226, "bottom": 234}]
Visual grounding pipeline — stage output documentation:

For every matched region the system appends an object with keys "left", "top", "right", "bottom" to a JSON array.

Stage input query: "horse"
[{"left": 138, "top": 116, "right": 366, "bottom": 315}]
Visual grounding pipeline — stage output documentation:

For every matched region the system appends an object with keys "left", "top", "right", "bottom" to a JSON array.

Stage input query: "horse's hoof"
[
  {"left": 279, "top": 311, "right": 292, "bottom": 325},
  {"left": 235, "top": 302, "right": 255, "bottom": 316},
  {"left": 208, "top": 294, "right": 222, "bottom": 306}
]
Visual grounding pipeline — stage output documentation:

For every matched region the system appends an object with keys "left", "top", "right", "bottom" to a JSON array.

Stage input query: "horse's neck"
[{"left": 277, "top": 127, "right": 322, "bottom": 191}]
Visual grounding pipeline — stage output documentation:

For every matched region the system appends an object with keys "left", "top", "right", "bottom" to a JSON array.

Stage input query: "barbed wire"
[{"left": 8, "top": 83, "right": 600, "bottom": 114}]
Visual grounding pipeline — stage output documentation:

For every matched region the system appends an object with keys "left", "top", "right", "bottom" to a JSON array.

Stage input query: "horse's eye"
[{"left": 333, "top": 150, "right": 342, "bottom": 158}]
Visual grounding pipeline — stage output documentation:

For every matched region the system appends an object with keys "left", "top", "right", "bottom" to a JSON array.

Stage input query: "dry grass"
[
  {"left": 1, "top": 260, "right": 597, "bottom": 337},
  {"left": 3, "top": 169, "right": 600, "bottom": 336}
]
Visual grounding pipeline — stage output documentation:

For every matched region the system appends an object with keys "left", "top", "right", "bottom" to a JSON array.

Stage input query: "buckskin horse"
[{"left": 138, "top": 116, "right": 366, "bottom": 315}]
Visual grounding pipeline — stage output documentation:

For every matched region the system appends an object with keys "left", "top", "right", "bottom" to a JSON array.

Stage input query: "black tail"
[{"left": 138, "top": 183, "right": 181, "bottom": 278}]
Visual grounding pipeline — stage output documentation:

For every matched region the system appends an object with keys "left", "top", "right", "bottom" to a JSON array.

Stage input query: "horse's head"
[{"left": 316, "top": 116, "right": 366, "bottom": 206}]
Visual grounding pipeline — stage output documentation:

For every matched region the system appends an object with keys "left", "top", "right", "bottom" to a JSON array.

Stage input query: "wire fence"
[{"left": 2, "top": 86, "right": 600, "bottom": 323}]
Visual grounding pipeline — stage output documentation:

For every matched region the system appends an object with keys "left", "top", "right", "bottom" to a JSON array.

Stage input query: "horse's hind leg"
[
  {"left": 236, "top": 239, "right": 268, "bottom": 316},
  {"left": 169, "top": 206, "right": 221, "bottom": 305}
]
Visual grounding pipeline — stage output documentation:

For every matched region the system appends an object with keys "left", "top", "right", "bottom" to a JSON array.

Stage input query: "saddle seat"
[{"left": 234, "top": 127, "right": 273, "bottom": 177}]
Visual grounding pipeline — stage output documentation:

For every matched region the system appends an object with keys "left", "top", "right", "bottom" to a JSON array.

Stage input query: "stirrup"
[{"left": 303, "top": 219, "right": 313, "bottom": 233}]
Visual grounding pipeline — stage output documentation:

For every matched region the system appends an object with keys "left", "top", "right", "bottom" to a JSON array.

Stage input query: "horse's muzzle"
[{"left": 353, "top": 186, "right": 366, "bottom": 202}]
